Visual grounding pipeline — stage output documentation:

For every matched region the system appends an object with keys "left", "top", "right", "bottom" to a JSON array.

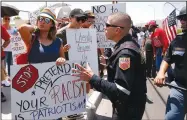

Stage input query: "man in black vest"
[
  {"left": 72, "top": 12, "right": 147, "bottom": 120},
  {"left": 154, "top": 6, "right": 187, "bottom": 120}
]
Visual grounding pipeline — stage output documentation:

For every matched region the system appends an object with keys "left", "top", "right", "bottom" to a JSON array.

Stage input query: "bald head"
[{"left": 108, "top": 12, "right": 132, "bottom": 30}]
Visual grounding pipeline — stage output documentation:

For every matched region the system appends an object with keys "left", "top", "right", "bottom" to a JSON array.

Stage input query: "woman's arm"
[{"left": 18, "top": 24, "right": 36, "bottom": 50}]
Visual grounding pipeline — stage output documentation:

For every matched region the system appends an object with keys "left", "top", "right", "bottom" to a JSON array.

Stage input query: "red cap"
[{"left": 149, "top": 20, "right": 156, "bottom": 26}]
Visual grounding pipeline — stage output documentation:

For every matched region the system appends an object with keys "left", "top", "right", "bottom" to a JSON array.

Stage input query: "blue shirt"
[{"left": 28, "top": 36, "right": 63, "bottom": 63}]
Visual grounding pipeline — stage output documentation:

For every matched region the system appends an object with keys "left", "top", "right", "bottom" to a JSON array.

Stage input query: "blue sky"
[{"left": 3, "top": 2, "right": 185, "bottom": 25}]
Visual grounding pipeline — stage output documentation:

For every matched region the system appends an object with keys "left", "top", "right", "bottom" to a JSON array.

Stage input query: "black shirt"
[{"left": 164, "top": 33, "right": 187, "bottom": 86}]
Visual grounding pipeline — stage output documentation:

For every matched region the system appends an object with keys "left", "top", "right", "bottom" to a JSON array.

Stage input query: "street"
[{"left": 95, "top": 78, "right": 170, "bottom": 120}]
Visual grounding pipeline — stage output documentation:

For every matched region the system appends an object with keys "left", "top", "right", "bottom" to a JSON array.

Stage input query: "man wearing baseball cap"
[
  {"left": 148, "top": 20, "right": 169, "bottom": 73},
  {"left": 56, "top": 8, "right": 87, "bottom": 60},
  {"left": 56, "top": 8, "right": 87, "bottom": 120}
]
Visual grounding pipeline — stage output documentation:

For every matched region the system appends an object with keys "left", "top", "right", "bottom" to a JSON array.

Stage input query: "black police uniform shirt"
[
  {"left": 164, "top": 33, "right": 187, "bottom": 87},
  {"left": 89, "top": 34, "right": 147, "bottom": 107}
]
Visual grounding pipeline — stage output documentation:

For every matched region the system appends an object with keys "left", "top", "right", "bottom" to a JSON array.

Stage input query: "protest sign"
[
  {"left": 11, "top": 61, "right": 86, "bottom": 120},
  {"left": 92, "top": 3, "right": 126, "bottom": 48},
  {"left": 66, "top": 29, "right": 99, "bottom": 75},
  {"left": 8, "top": 34, "right": 27, "bottom": 64}
]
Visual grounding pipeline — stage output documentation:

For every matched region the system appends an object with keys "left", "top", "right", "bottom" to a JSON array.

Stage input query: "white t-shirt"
[
  {"left": 137, "top": 31, "right": 145, "bottom": 47},
  {"left": 4, "top": 27, "right": 17, "bottom": 52}
]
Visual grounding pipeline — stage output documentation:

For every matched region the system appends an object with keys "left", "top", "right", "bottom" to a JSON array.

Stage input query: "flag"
[{"left": 162, "top": 9, "right": 177, "bottom": 43}]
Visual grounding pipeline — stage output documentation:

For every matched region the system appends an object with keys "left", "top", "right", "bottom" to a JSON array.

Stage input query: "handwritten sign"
[
  {"left": 92, "top": 3, "right": 126, "bottom": 48},
  {"left": 11, "top": 62, "right": 86, "bottom": 120},
  {"left": 9, "top": 34, "right": 27, "bottom": 64},
  {"left": 66, "top": 29, "right": 99, "bottom": 75}
]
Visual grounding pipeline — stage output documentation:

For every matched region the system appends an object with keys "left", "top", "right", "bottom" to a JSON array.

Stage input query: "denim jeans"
[
  {"left": 165, "top": 81, "right": 187, "bottom": 120},
  {"left": 5, "top": 51, "right": 13, "bottom": 76},
  {"left": 155, "top": 47, "right": 162, "bottom": 71}
]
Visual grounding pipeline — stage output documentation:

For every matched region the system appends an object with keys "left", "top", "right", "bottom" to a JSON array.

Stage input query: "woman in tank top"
[{"left": 17, "top": 7, "right": 69, "bottom": 65}]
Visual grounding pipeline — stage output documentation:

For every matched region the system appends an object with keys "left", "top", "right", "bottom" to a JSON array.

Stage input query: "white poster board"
[
  {"left": 6, "top": 34, "right": 27, "bottom": 64},
  {"left": 92, "top": 3, "right": 126, "bottom": 48},
  {"left": 11, "top": 62, "right": 86, "bottom": 120},
  {"left": 66, "top": 29, "right": 99, "bottom": 76}
]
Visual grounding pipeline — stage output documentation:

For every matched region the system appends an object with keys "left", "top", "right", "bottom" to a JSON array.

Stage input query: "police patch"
[{"left": 119, "top": 57, "right": 130, "bottom": 70}]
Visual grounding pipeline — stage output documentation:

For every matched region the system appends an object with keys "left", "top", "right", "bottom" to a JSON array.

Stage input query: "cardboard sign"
[
  {"left": 66, "top": 29, "right": 99, "bottom": 75},
  {"left": 92, "top": 3, "right": 126, "bottom": 48},
  {"left": 11, "top": 62, "right": 86, "bottom": 120}
]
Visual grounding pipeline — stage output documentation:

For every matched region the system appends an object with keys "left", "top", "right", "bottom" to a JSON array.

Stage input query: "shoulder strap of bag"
[{"left": 28, "top": 34, "right": 36, "bottom": 54}]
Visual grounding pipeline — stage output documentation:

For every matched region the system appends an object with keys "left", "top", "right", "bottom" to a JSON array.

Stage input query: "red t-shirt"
[
  {"left": 150, "top": 28, "right": 169, "bottom": 55},
  {"left": 1, "top": 25, "right": 10, "bottom": 58}
]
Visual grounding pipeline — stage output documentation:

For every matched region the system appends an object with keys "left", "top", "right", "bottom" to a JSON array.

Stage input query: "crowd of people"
[{"left": 1, "top": 3, "right": 187, "bottom": 120}]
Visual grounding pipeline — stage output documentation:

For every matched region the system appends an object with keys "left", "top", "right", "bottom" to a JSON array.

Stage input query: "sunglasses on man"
[
  {"left": 105, "top": 23, "right": 124, "bottom": 29},
  {"left": 76, "top": 16, "right": 88, "bottom": 23},
  {"left": 38, "top": 16, "right": 51, "bottom": 24}
]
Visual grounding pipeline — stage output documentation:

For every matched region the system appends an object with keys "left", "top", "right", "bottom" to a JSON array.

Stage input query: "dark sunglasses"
[
  {"left": 105, "top": 23, "right": 124, "bottom": 29},
  {"left": 4, "top": 18, "right": 10, "bottom": 20},
  {"left": 76, "top": 16, "right": 87, "bottom": 23},
  {"left": 38, "top": 16, "right": 51, "bottom": 24}
]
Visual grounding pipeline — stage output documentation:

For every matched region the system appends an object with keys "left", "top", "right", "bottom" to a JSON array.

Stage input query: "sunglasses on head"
[
  {"left": 38, "top": 16, "right": 51, "bottom": 24},
  {"left": 4, "top": 18, "right": 10, "bottom": 20},
  {"left": 105, "top": 23, "right": 124, "bottom": 29}
]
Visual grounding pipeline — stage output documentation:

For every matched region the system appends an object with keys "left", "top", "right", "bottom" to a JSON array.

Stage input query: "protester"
[
  {"left": 2, "top": 16, "right": 17, "bottom": 86},
  {"left": 79, "top": 10, "right": 97, "bottom": 110},
  {"left": 148, "top": 20, "right": 169, "bottom": 72},
  {"left": 56, "top": 8, "right": 87, "bottom": 61},
  {"left": 17, "top": 7, "right": 66, "bottom": 65},
  {"left": 142, "top": 23, "right": 156, "bottom": 78},
  {"left": 56, "top": 8, "right": 87, "bottom": 120},
  {"left": 56, "top": 6, "right": 71, "bottom": 30},
  {"left": 82, "top": 10, "right": 95, "bottom": 28},
  {"left": 72, "top": 12, "right": 147, "bottom": 120},
  {"left": 137, "top": 27, "right": 145, "bottom": 48},
  {"left": 154, "top": 6, "right": 187, "bottom": 120},
  {"left": 1, "top": 25, "right": 11, "bottom": 102}
]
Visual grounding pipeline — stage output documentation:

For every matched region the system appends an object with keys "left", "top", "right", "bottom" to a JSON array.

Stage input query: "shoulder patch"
[{"left": 119, "top": 57, "right": 130, "bottom": 70}]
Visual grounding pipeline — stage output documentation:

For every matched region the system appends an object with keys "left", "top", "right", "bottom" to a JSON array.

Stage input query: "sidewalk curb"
[{"left": 86, "top": 91, "right": 103, "bottom": 120}]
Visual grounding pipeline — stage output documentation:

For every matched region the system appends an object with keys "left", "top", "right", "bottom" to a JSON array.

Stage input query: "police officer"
[
  {"left": 72, "top": 12, "right": 147, "bottom": 120},
  {"left": 154, "top": 6, "right": 187, "bottom": 120}
]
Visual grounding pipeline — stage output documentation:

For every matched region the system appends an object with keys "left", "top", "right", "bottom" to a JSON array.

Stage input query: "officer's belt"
[{"left": 115, "top": 83, "right": 130, "bottom": 95}]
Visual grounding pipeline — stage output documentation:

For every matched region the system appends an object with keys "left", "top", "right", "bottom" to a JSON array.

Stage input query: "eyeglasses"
[
  {"left": 4, "top": 18, "right": 10, "bottom": 20},
  {"left": 38, "top": 16, "right": 51, "bottom": 24},
  {"left": 105, "top": 23, "right": 124, "bottom": 29},
  {"left": 76, "top": 16, "right": 88, "bottom": 23}
]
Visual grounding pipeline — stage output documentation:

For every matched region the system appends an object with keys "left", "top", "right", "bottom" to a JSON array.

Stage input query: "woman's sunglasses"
[{"left": 38, "top": 16, "right": 51, "bottom": 24}]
